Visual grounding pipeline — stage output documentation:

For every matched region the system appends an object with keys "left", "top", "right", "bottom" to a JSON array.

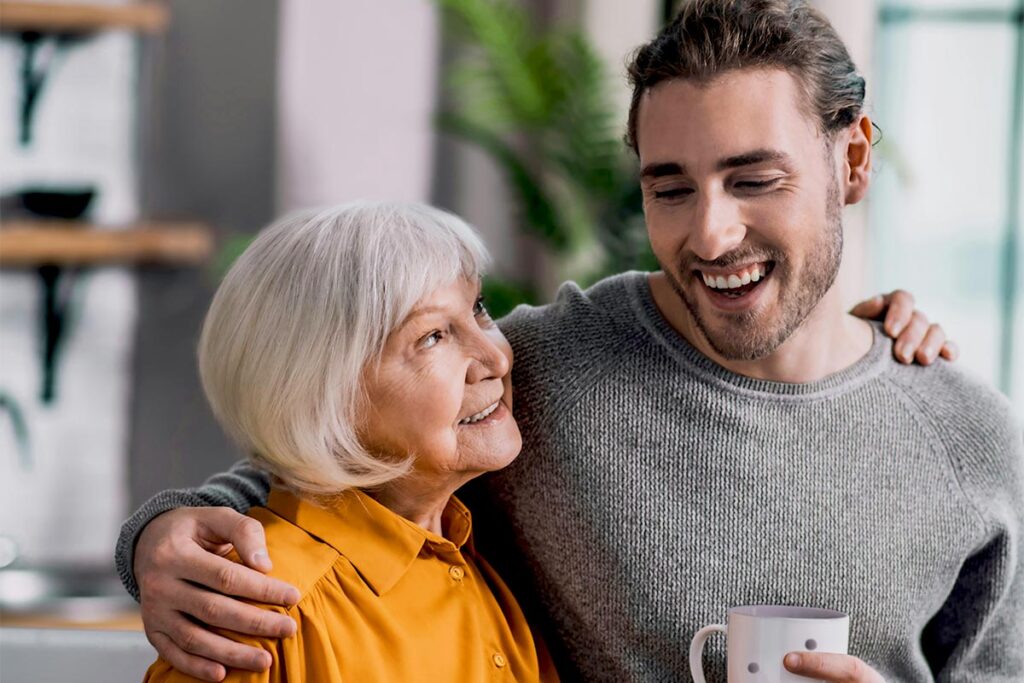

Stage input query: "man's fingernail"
[
  {"left": 252, "top": 551, "right": 271, "bottom": 568},
  {"left": 785, "top": 653, "right": 801, "bottom": 668}
]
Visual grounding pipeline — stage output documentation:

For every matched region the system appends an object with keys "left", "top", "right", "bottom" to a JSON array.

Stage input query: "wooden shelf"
[
  {"left": 0, "top": 607, "right": 143, "bottom": 630},
  {"left": 0, "top": 1, "right": 168, "bottom": 33},
  {"left": 0, "top": 221, "right": 213, "bottom": 266}
]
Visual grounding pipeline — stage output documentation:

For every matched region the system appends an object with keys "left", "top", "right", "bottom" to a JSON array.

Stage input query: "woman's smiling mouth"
[{"left": 458, "top": 400, "right": 502, "bottom": 426}]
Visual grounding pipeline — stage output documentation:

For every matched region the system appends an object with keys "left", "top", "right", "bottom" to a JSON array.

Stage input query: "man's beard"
[{"left": 663, "top": 174, "right": 844, "bottom": 361}]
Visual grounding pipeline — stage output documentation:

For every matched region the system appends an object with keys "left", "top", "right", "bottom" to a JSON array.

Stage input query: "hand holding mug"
[
  {"left": 783, "top": 651, "right": 885, "bottom": 683},
  {"left": 690, "top": 605, "right": 884, "bottom": 682}
]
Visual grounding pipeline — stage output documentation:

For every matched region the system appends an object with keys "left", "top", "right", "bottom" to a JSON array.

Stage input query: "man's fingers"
[
  {"left": 159, "top": 611, "right": 273, "bottom": 672},
  {"left": 133, "top": 507, "right": 293, "bottom": 675},
  {"left": 147, "top": 629, "right": 226, "bottom": 682},
  {"left": 184, "top": 551, "right": 300, "bottom": 606},
  {"left": 197, "top": 508, "right": 273, "bottom": 572},
  {"left": 182, "top": 586, "right": 297, "bottom": 638},
  {"left": 882, "top": 289, "right": 915, "bottom": 337},
  {"left": 893, "top": 311, "right": 929, "bottom": 364},
  {"left": 784, "top": 652, "right": 884, "bottom": 683},
  {"left": 914, "top": 324, "right": 947, "bottom": 366},
  {"left": 940, "top": 339, "right": 959, "bottom": 361},
  {"left": 849, "top": 294, "right": 886, "bottom": 320}
]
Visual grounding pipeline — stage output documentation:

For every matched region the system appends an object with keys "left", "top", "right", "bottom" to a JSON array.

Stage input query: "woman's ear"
[{"left": 843, "top": 114, "right": 873, "bottom": 205}]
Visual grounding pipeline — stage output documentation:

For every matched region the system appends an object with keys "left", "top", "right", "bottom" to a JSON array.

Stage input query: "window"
[{"left": 872, "top": 0, "right": 1023, "bottom": 416}]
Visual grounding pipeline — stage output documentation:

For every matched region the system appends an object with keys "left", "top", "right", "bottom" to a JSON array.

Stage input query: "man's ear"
[{"left": 842, "top": 114, "right": 873, "bottom": 205}]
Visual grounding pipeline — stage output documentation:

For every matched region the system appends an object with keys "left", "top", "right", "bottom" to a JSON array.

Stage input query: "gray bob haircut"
[{"left": 198, "top": 201, "right": 491, "bottom": 495}]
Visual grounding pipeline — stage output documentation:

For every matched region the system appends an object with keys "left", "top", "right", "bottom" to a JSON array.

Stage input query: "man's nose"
[{"left": 688, "top": 189, "right": 746, "bottom": 261}]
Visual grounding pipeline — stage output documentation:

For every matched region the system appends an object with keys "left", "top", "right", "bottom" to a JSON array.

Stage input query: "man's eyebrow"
[
  {"left": 716, "top": 149, "right": 790, "bottom": 171},
  {"left": 640, "top": 162, "right": 686, "bottom": 180},
  {"left": 640, "top": 150, "right": 791, "bottom": 180}
]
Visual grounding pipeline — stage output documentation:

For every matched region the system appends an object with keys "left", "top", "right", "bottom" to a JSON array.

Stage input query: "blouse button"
[
  {"left": 449, "top": 565, "right": 464, "bottom": 580},
  {"left": 492, "top": 652, "right": 507, "bottom": 668}
]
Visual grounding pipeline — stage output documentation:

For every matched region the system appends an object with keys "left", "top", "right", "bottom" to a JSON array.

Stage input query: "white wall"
[
  {"left": 275, "top": 0, "right": 439, "bottom": 212},
  {"left": 583, "top": 0, "right": 660, "bottom": 118},
  {"left": 0, "top": 26, "right": 137, "bottom": 565}
]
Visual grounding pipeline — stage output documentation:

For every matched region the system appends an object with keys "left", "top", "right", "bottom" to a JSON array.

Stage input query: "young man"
[{"left": 117, "top": 1, "right": 1021, "bottom": 681}]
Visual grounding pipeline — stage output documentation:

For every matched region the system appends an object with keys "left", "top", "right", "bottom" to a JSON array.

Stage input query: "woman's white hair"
[{"left": 198, "top": 201, "right": 491, "bottom": 495}]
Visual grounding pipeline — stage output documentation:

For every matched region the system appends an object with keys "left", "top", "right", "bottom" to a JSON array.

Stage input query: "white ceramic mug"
[{"left": 689, "top": 605, "right": 850, "bottom": 683}]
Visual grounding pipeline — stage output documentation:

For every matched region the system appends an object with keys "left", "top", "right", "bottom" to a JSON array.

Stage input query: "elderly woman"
[{"left": 144, "top": 202, "right": 555, "bottom": 681}]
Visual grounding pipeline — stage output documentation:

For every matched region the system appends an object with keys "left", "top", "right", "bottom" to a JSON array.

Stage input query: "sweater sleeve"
[
  {"left": 114, "top": 460, "right": 272, "bottom": 601},
  {"left": 915, "top": 383, "right": 1024, "bottom": 681}
]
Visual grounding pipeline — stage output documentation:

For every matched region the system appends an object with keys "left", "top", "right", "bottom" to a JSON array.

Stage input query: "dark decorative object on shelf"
[
  {"left": 5, "top": 18, "right": 99, "bottom": 406},
  {"left": 6, "top": 189, "right": 96, "bottom": 405},
  {"left": 2, "top": 20, "right": 100, "bottom": 406},
  {"left": 0, "top": 391, "right": 31, "bottom": 469},
  {"left": 15, "top": 31, "right": 84, "bottom": 146},
  {"left": 37, "top": 264, "right": 82, "bottom": 404},
  {"left": 20, "top": 186, "right": 96, "bottom": 220}
]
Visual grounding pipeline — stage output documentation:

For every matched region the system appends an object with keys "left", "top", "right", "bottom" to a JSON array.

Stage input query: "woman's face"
[{"left": 359, "top": 277, "right": 521, "bottom": 483}]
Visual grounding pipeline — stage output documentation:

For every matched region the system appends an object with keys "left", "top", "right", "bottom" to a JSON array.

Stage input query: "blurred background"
[{"left": 0, "top": 0, "right": 1020, "bottom": 653}]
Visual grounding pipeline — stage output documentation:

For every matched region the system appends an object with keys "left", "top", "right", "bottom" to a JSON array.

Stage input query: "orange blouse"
[{"left": 144, "top": 487, "right": 557, "bottom": 682}]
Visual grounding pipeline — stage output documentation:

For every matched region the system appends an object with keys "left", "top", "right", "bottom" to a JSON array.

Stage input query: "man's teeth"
[
  {"left": 459, "top": 401, "right": 499, "bottom": 425},
  {"left": 702, "top": 263, "right": 767, "bottom": 290}
]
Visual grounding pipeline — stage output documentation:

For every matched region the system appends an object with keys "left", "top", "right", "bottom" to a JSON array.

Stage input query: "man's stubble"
[{"left": 663, "top": 171, "right": 844, "bottom": 361}]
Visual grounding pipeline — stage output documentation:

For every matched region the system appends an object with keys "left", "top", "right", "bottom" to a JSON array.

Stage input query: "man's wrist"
[{"left": 114, "top": 489, "right": 207, "bottom": 601}]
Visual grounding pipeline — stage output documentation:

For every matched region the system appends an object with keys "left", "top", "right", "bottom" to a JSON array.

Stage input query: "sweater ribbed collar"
[{"left": 620, "top": 271, "right": 891, "bottom": 401}]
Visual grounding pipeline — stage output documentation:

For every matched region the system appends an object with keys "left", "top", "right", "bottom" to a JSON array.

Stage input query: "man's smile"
[
  {"left": 698, "top": 261, "right": 772, "bottom": 291},
  {"left": 693, "top": 261, "right": 776, "bottom": 309}
]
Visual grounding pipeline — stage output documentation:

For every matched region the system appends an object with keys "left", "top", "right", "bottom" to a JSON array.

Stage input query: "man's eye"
[
  {"left": 735, "top": 178, "right": 780, "bottom": 192},
  {"left": 653, "top": 187, "right": 692, "bottom": 200}
]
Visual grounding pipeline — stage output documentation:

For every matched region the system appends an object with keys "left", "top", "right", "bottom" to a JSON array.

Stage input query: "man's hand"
[
  {"left": 134, "top": 507, "right": 301, "bottom": 682},
  {"left": 784, "top": 652, "right": 885, "bottom": 682},
  {"left": 850, "top": 289, "right": 958, "bottom": 365}
]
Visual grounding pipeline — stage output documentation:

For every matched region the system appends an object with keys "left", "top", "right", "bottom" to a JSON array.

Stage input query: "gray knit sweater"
[{"left": 116, "top": 272, "right": 1024, "bottom": 682}]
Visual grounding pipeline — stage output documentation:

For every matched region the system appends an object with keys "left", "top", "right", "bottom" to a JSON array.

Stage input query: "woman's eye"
[
  {"left": 473, "top": 295, "right": 489, "bottom": 317},
  {"left": 421, "top": 331, "right": 443, "bottom": 349}
]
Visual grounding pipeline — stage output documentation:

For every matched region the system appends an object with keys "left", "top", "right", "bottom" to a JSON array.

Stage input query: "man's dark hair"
[{"left": 625, "top": 0, "right": 865, "bottom": 153}]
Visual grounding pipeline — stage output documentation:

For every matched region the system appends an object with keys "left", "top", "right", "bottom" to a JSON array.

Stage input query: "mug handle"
[{"left": 689, "top": 623, "right": 726, "bottom": 683}]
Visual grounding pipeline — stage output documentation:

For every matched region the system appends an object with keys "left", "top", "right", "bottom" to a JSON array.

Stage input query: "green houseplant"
[{"left": 436, "top": 0, "right": 654, "bottom": 316}]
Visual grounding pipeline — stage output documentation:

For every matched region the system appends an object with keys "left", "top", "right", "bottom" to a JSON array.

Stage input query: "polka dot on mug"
[
  {"left": 805, "top": 639, "right": 818, "bottom": 651},
  {"left": 747, "top": 662, "right": 759, "bottom": 673}
]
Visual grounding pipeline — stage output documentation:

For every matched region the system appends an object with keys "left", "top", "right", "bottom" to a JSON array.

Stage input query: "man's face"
[{"left": 637, "top": 68, "right": 845, "bottom": 360}]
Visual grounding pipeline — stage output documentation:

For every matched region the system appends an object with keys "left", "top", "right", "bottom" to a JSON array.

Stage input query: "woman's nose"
[{"left": 467, "top": 331, "right": 510, "bottom": 383}]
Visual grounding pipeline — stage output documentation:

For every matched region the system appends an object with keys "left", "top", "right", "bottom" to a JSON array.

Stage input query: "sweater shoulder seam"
[
  {"left": 880, "top": 374, "right": 989, "bottom": 533},
  {"left": 532, "top": 325, "right": 654, "bottom": 437}
]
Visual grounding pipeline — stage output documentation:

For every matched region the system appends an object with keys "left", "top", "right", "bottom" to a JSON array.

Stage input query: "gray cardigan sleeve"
[{"left": 114, "top": 460, "right": 271, "bottom": 601}]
